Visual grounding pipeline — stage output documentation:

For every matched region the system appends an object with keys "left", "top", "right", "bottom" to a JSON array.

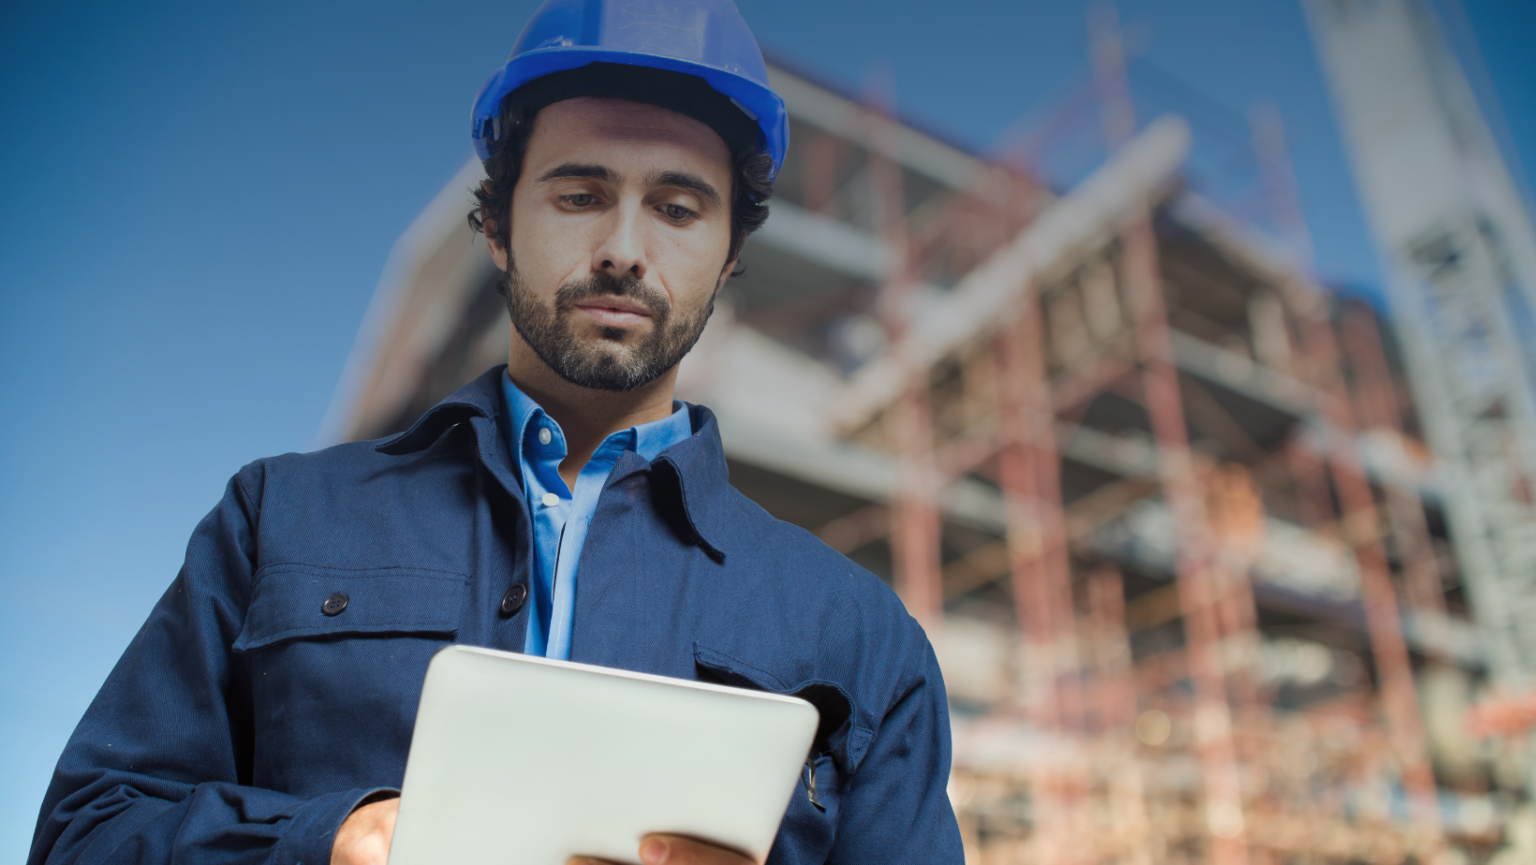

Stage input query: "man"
[{"left": 29, "top": 1, "right": 962, "bottom": 863}]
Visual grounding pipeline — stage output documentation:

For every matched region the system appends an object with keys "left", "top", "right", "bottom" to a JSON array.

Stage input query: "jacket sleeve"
[
  {"left": 27, "top": 471, "right": 391, "bottom": 865},
  {"left": 830, "top": 640, "right": 964, "bottom": 864}
]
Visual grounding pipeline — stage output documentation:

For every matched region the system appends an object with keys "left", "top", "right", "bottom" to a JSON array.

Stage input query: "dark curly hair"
[{"left": 467, "top": 67, "right": 774, "bottom": 281}]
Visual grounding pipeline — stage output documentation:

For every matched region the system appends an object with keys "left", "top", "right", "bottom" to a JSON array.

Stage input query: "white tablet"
[{"left": 388, "top": 645, "right": 820, "bottom": 865}]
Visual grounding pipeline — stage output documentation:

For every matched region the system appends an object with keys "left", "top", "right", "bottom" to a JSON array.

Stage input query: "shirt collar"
[
  {"left": 499, "top": 371, "right": 692, "bottom": 464},
  {"left": 377, "top": 365, "right": 735, "bottom": 557},
  {"left": 502, "top": 372, "right": 546, "bottom": 453}
]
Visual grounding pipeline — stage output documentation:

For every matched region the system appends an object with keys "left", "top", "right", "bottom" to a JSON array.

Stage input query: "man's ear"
[
  {"left": 486, "top": 223, "right": 510, "bottom": 272},
  {"left": 716, "top": 255, "right": 740, "bottom": 291}
]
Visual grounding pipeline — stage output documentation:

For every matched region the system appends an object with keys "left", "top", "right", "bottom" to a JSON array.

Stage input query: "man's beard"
[{"left": 503, "top": 265, "right": 715, "bottom": 392}]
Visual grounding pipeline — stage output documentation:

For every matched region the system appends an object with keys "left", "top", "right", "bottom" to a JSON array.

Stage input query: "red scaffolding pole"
[
  {"left": 1252, "top": 105, "right": 1443, "bottom": 850},
  {"left": 1093, "top": 9, "right": 1251, "bottom": 864}
]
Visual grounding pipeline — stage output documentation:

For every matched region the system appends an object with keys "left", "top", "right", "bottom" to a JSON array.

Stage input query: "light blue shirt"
[{"left": 501, "top": 373, "right": 694, "bottom": 660}]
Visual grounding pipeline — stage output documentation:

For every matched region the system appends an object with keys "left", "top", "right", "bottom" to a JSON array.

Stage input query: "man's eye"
[
  {"left": 561, "top": 194, "right": 595, "bottom": 207},
  {"left": 661, "top": 204, "right": 694, "bottom": 221}
]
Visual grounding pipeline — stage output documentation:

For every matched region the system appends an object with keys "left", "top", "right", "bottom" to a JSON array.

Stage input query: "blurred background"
[{"left": 3, "top": 0, "right": 1535, "bottom": 862}]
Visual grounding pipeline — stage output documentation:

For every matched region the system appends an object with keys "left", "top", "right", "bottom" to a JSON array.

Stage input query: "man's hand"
[
  {"left": 331, "top": 797, "right": 398, "bottom": 865},
  {"left": 569, "top": 834, "right": 757, "bottom": 865},
  {"left": 333, "top": 799, "right": 749, "bottom": 865}
]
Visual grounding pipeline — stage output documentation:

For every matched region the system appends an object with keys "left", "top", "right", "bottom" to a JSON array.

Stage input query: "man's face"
[{"left": 490, "top": 96, "right": 736, "bottom": 392}]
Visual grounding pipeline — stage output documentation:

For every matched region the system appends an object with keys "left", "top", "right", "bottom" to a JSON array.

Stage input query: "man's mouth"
[{"left": 573, "top": 296, "right": 652, "bottom": 328}]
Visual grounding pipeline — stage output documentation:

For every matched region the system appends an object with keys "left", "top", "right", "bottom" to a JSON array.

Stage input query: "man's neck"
[{"left": 506, "top": 338, "right": 678, "bottom": 490}]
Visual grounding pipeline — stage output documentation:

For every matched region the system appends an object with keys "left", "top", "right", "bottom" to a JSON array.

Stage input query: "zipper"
[{"left": 805, "top": 757, "right": 826, "bottom": 811}]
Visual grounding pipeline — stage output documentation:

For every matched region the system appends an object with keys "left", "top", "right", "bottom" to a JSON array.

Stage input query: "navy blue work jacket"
[{"left": 31, "top": 366, "right": 963, "bottom": 865}]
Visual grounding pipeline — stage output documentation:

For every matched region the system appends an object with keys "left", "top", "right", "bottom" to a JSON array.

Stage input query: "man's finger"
[
  {"left": 638, "top": 834, "right": 756, "bottom": 865},
  {"left": 331, "top": 798, "right": 399, "bottom": 865}
]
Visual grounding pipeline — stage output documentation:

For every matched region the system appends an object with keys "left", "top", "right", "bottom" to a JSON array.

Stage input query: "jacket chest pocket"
[
  {"left": 693, "top": 644, "right": 872, "bottom": 859},
  {"left": 231, "top": 564, "right": 469, "bottom": 797}
]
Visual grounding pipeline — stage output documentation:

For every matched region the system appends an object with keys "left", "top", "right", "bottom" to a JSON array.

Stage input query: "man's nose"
[{"left": 591, "top": 204, "right": 648, "bottom": 280}]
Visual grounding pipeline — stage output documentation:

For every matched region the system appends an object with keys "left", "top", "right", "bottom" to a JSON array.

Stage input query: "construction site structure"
[
  {"left": 1304, "top": 0, "right": 1536, "bottom": 790},
  {"left": 323, "top": 19, "right": 1530, "bottom": 863}
]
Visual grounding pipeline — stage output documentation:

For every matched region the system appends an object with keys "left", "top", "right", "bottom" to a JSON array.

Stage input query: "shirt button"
[
  {"left": 538, "top": 427, "right": 553, "bottom": 445},
  {"left": 500, "top": 584, "right": 528, "bottom": 617},
  {"left": 321, "top": 592, "right": 349, "bottom": 616},
  {"left": 541, "top": 492, "right": 559, "bottom": 507}
]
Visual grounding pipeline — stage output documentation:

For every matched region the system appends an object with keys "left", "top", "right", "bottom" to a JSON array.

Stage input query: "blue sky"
[{"left": 1, "top": 0, "right": 1532, "bottom": 859}]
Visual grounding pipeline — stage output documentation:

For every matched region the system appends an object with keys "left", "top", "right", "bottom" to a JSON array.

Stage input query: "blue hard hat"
[{"left": 470, "top": 0, "right": 788, "bottom": 178}]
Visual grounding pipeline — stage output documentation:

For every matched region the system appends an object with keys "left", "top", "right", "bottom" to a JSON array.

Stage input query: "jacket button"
[
  {"left": 321, "top": 592, "right": 349, "bottom": 616},
  {"left": 500, "top": 584, "right": 528, "bottom": 617}
]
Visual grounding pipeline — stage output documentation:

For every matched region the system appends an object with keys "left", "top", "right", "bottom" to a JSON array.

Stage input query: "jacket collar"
[
  {"left": 650, "top": 403, "right": 732, "bottom": 561},
  {"left": 376, "top": 366, "right": 504, "bottom": 456},
  {"left": 376, "top": 365, "right": 733, "bottom": 558}
]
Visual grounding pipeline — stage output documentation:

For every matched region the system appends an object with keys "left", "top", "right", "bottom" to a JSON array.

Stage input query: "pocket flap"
[
  {"left": 693, "top": 643, "right": 870, "bottom": 773},
  {"left": 233, "top": 564, "right": 468, "bottom": 652}
]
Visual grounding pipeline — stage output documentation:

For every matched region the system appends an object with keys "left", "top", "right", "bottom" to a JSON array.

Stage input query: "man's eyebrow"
[
  {"left": 648, "top": 170, "right": 722, "bottom": 210},
  {"left": 536, "top": 163, "right": 617, "bottom": 183}
]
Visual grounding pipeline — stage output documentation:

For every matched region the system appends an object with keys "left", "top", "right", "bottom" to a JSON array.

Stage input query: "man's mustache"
[{"left": 554, "top": 272, "right": 671, "bottom": 322}]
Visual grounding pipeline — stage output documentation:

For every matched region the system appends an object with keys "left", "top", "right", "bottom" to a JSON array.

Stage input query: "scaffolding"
[{"left": 325, "top": 11, "right": 1529, "bottom": 862}]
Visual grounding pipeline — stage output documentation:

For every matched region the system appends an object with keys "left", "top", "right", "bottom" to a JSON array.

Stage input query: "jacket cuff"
[{"left": 278, "top": 787, "right": 400, "bottom": 865}]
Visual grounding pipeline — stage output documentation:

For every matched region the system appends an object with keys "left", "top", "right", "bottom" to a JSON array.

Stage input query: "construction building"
[{"left": 322, "top": 6, "right": 1535, "bottom": 862}]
